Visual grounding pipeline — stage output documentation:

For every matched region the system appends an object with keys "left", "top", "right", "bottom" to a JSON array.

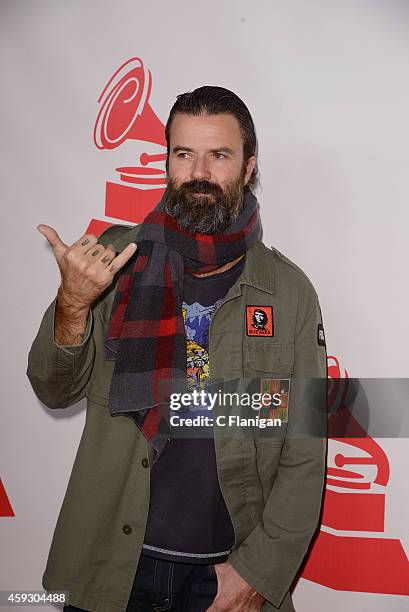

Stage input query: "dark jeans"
[{"left": 63, "top": 553, "right": 218, "bottom": 611}]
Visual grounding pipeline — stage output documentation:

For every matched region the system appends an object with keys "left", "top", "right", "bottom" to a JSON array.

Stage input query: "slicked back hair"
[{"left": 165, "top": 86, "right": 259, "bottom": 191}]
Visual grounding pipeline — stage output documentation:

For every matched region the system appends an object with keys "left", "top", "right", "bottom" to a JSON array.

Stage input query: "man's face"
[
  {"left": 255, "top": 311, "right": 264, "bottom": 323},
  {"left": 165, "top": 113, "right": 256, "bottom": 234}
]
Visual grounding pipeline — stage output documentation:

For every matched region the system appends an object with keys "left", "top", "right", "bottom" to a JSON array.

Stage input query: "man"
[{"left": 27, "top": 86, "right": 328, "bottom": 612}]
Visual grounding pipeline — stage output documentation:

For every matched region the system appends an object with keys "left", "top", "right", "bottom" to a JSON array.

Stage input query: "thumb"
[{"left": 37, "top": 224, "right": 67, "bottom": 261}]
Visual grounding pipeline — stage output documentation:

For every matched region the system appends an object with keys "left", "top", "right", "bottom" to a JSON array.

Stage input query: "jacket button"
[
  {"left": 122, "top": 524, "right": 132, "bottom": 535},
  {"left": 141, "top": 458, "right": 149, "bottom": 468}
]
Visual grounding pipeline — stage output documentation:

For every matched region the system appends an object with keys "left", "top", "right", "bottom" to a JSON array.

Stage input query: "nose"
[{"left": 190, "top": 157, "right": 211, "bottom": 181}]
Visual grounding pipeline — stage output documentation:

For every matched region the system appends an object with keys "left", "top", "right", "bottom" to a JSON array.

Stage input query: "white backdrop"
[{"left": 1, "top": 1, "right": 408, "bottom": 610}]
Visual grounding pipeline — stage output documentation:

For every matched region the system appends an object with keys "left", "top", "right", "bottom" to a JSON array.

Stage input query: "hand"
[
  {"left": 205, "top": 561, "right": 265, "bottom": 611},
  {"left": 37, "top": 224, "right": 137, "bottom": 310}
]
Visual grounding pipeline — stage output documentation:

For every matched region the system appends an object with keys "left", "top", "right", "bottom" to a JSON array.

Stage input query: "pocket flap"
[{"left": 246, "top": 342, "right": 295, "bottom": 374}]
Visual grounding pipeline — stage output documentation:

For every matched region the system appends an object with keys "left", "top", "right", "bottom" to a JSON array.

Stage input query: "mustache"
[{"left": 177, "top": 180, "right": 224, "bottom": 196}]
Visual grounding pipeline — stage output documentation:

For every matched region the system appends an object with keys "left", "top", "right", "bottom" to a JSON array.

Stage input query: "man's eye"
[
  {"left": 177, "top": 152, "right": 189, "bottom": 159},
  {"left": 214, "top": 153, "right": 226, "bottom": 159}
]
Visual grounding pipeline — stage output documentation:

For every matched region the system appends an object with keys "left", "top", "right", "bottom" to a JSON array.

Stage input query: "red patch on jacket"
[{"left": 246, "top": 306, "right": 273, "bottom": 337}]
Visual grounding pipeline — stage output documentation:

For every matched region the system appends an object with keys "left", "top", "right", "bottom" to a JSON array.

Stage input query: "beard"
[{"left": 164, "top": 166, "right": 247, "bottom": 234}]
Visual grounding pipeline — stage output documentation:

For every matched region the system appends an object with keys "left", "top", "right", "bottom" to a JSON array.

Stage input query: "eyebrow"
[{"left": 172, "top": 146, "right": 235, "bottom": 155}]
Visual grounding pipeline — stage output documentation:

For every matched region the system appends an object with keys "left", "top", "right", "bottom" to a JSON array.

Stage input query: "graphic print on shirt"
[{"left": 182, "top": 298, "right": 223, "bottom": 391}]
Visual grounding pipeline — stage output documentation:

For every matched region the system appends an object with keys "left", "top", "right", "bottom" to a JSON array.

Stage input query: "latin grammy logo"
[{"left": 89, "top": 57, "right": 167, "bottom": 235}]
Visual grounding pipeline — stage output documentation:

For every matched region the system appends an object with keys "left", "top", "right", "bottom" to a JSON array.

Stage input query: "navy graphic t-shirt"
[{"left": 141, "top": 255, "right": 245, "bottom": 564}]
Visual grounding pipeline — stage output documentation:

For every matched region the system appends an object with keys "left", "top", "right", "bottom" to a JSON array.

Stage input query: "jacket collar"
[
  {"left": 114, "top": 227, "right": 275, "bottom": 296},
  {"left": 224, "top": 240, "right": 276, "bottom": 299}
]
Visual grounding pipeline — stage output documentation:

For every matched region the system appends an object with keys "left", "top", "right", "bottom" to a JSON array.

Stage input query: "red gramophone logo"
[
  {"left": 301, "top": 356, "right": 409, "bottom": 594},
  {"left": 87, "top": 56, "right": 167, "bottom": 235}
]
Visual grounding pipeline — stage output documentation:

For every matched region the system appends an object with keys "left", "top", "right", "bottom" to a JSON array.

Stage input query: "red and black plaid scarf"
[{"left": 105, "top": 187, "right": 262, "bottom": 462}]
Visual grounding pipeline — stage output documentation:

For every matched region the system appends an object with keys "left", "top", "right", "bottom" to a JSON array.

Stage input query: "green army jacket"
[{"left": 27, "top": 223, "right": 328, "bottom": 612}]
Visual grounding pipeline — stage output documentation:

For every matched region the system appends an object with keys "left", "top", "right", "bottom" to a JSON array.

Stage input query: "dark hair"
[
  {"left": 253, "top": 309, "right": 268, "bottom": 323},
  {"left": 165, "top": 85, "right": 259, "bottom": 191}
]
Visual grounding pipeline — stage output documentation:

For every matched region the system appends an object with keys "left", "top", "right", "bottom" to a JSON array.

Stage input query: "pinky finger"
[{"left": 108, "top": 243, "right": 138, "bottom": 274}]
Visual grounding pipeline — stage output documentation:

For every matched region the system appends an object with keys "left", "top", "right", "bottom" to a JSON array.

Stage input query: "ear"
[{"left": 244, "top": 156, "right": 257, "bottom": 185}]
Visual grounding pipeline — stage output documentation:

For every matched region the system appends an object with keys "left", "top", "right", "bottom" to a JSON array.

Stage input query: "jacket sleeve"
[
  {"left": 26, "top": 224, "right": 123, "bottom": 409},
  {"left": 227, "top": 290, "right": 328, "bottom": 609},
  {"left": 26, "top": 296, "right": 95, "bottom": 409}
]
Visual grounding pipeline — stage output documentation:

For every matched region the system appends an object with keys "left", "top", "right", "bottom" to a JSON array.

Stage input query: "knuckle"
[
  {"left": 98, "top": 275, "right": 109, "bottom": 288},
  {"left": 77, "top": 258, "right": 88, "bottom": 272},
  {"left": 65, "top": 248, "right": 76, "bottom": 263},
  {"left": 84, "top": 266, "right": 95, "bottom": 278},
  {"left": 80, "top": 234, "right": 98, "bottom": 247},
  {"left": 101, "top": 254, "right": 112, "bottom": 264}
]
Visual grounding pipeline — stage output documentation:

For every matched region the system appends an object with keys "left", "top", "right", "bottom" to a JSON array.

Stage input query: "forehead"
[{"left": 169, "top": 113, "right": 243, "bottom": 150}]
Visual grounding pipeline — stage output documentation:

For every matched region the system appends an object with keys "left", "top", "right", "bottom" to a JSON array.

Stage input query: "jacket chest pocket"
[
  {"left": 244, "top": 341, "right": 294, "bottom": 377},
  {"left": 242, "top": 341, "right": 294, "bottom": 445}
]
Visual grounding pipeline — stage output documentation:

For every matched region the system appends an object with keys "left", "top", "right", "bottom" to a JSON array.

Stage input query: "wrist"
[{"left": 57, "top": 286, "right": 90, "bottom": 317}]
